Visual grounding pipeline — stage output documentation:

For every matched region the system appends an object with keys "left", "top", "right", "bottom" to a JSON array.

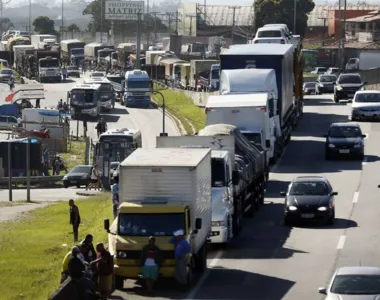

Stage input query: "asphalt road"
[{"left": 111, "top": 94, "right": 377, "bottom": 300}]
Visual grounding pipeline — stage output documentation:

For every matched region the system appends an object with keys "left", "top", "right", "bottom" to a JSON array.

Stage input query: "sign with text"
[{"left": 105, "top": 1, "right": 144, "bottom": 21}]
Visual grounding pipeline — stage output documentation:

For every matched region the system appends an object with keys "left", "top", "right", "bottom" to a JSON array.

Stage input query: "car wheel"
[
  {"left": 334, "top": 95, "right": 339, "bottom": 103},
  {"left": 284, "top": 216, "right": 291, "bottom": 226},
  {"left": 63, "top": 181, "right": 69, "bottom": 188},
  {"left": 327, "top": 209, "right": 335, "bottom": 225}
]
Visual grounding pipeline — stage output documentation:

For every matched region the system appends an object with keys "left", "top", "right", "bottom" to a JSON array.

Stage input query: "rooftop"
[
  {"left": 347, "top": 11, "right": 380, "bottom": 22},
  {"left": 197, "top": 4, "right": 254, "bottom": 27},
  {"left": 207, "top": 93, "right": 268, "bottom": 108}
]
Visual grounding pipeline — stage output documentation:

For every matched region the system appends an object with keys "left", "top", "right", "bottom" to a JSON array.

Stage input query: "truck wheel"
[
  {"left": 196, "top": 245, "right": 207, "bottom": 273},
  {"left": 246, "top": 188, "right": 256, "bottom": 217},
  {"left": 114, "top": 276, "right": 124, "bottom": 290}
]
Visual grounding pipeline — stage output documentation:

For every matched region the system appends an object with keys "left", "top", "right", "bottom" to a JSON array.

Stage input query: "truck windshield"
[
  {"left": 71, "top": 49, "right": 84, "bottom": 55},
  {"left": 118, "top": 213, "right": 185, "bottom": 236},
  {"left": 211, "top": 159, "right": 226, "bottom": 187},
  {"left": 211, "top": 69, "right": 220, "bottom": 80},
  {"left": 71, "top": 90, "right": 96, "bottom": 105},
  {"left": 127, "top": 81, "right": 149, "bottom": 89},
  {"left": 99, "top": 51, "right": 112, "bottom": 58},
  {"left": 112, "top": 52, "right": 118, "bottom": 60},
  {"left": 40, "top": 60, "right": 59, "bottom": 68},
  {"left": 242, "top": 132, "right": 262, "bottom": 146}
]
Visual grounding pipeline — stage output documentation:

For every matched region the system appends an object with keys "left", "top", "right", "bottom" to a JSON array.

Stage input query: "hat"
[{"left": 174, "top": 229, "right": 184, "bottom": 236}]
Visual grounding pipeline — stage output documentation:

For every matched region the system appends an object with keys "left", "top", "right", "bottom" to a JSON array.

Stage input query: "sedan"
[
  {"left": 315, "top": 74, "right": 337, "bottom": 94},
  {"left": 311, "top": 67, "right": 327, "bottom": 74},
  {"left": 351, "top": 90, "right": 380, "bottom": 121},
  {"left": 281, "top": 176, "right": 337, "bottom": 225},
  {"left": 325, "top": 122, "right": 366, "bottom": 160},
  {"left": 303, "top": 82, "right": 316, "bottom": 95},
  {"left": 0, "top": 68, "right": 13, "bottom": 82},
  {"left": 67, "top": 65, "right": 80, "bottom": 78},
  {"left": 62, "top": 165, "right": 92, "bottom": 188},
  {"left": 319, "top": 266, "right": 380, "bottom": 299}
]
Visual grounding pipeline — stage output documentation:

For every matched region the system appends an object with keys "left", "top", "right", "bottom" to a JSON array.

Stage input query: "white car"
[
  {"left": 263, "top": 23, "right": 292, "bottom": 37},
  {"left": 311, "top": 67, "right": 328, "bottom": 74},
  {"left": 351, "top": 90, "right": 380, "bottom": 121},
  {"left": 254, "top": 26, "right": 288, "bottom": 42},
  {"left": 252, "top": 37, "right": 289, "bottom": 44}
]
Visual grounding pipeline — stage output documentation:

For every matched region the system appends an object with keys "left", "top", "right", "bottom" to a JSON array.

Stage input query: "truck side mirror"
[
  {"left": 195, "top": 218, "right": 202, "bottom": 230},
  {"left": 104, "top": 219, "right": 110, "bottom": 232},
  {"left": 232, "top": 170, "right": 239, "bottom": 185}
]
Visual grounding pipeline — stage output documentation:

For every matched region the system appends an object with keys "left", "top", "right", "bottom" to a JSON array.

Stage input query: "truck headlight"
[
  {"left": 212, "top": 221, "right": 225, "bottom": 227},
  {"left": 117, "top": 251, "right": 127, "bottom": 258},
  {"left": 328, "top": 144, "right": 336, "bottom": 148},
  {"left": 288, "top": 205, "right": 297, "bottom": 211},
  {"left": 336, "top": 85, "right": 343, "bottom": 91}
]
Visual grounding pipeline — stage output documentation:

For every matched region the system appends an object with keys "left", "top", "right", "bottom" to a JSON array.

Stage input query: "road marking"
[
  {"left": 186, "top": 250, "right": 223, "bottom": 299},
  {"left": 352, "top": 192, "right": 359, "bottom": 203},
  {"left": 337, "top": 235, "right": 346, "bottom": 250},
  {"left": 362, "top": 156, "right": 368, "bottom": 165}
]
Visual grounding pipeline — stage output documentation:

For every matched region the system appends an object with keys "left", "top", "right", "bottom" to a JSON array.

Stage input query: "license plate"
[
  {"left": 301, "top": 214, "right": 314, "bottom": 219},
  {"left": 339, "top": 149, "right": 350, "bottom": 154},
  {"left": 347, "top": 93, "right": 354, "bottom": 98}
]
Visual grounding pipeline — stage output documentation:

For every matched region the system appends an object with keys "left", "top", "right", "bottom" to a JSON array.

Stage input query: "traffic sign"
[{"left": 105, "top": 1, "right": 144, "bottom": 21}]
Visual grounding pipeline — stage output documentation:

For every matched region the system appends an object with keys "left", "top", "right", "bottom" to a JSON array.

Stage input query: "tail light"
[
  {"left": 280, "top": 40, "right": 285, "bottom": 44},
  {"left": 254, "top": 40, "right": 259, "bottom": 44}
]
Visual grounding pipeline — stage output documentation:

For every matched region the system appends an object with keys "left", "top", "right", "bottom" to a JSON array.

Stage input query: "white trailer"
[
  {"left": 119, "top": 147, "right": 212, "bottom": 253},
  {"left": 31, "top": 34, "right": 56, "bottom": 48}
]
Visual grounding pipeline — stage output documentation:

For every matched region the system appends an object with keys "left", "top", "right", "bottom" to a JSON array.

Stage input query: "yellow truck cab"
[{"left": 104, "top": 147, "right": 212, "bottom": 290}]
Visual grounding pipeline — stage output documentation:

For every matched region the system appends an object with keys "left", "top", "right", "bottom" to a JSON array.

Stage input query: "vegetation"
[
  {"left": 66, "top": 23, "right": 80, "bottom": 32},
  {"left": 32, "top": 16, "right": 59, "bottom": 36},
  {"left": 254, "top": 0, "right": 315, "bottom": 36},
  {"left": 152, "top": 85, "right": 206, "bottom": 134},
  {"left": 61, "top": 138, "right": 87, "bottom": 171},
  {"left": 0, "top": 195, "right": 112, "bottom": 300},
  {"left": 0, "top": 17, "right": 15, "bottom": 32}
]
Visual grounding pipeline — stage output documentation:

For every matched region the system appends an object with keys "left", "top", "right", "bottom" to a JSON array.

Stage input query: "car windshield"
[
  {"left": 1, "top": 69, "right": 12, "bottom": 75},
  {"left": 258, "top": 30, "right": 282, "bottom": 38},
  {"left": 70, "top": 166, "right": 91, "bottom": 173},
  {"left": 320, "top": 75, "right": 336, "bottom": 82},
  {"left": 118, "top": 213, "right": 185, "bottom": 236},
  {"left": 331, "top": 274, "right": 380, "bottom": 294},
  {"left": 355, "top": 93, "right": 380, "bottom": 103},
  {"left": 338, "top": 75, "right": 361, "bottom": 84},
  {"left": 305, "top": 82, "right": 315, "bottom": 88},
  {"left": 257, "top": 39, "right": 282, "bottom": 43},
  {"left": 110, "top": 162, "right": 119, "bottom": 169},
  {"left": 289, "top": 182, "right": 329, "bottom": 196},
  {"left": 329, "top": 126, "right": 362, "bottom": 138}
]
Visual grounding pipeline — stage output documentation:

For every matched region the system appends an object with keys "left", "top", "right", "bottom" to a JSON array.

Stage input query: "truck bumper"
[
  {"left": 124, "top": 96, "right": 151, "bottom": 107},
  {"left": 115, "top": 265, "right": 176, "bottom": 279},
  {"left": 210, "top": 226, "right": 228, "bottom": 243}
]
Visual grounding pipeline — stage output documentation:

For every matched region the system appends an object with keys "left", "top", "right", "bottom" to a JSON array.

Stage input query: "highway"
[{"left": 112, "top": 94, "right": 377, "bottom": 299}]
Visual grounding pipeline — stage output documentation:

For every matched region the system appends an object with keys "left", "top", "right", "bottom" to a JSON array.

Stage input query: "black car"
[
  {"left": 334, "top": 73, "right": 367, "bottom": 103},
  {"left": 62, "top": 165, "right": 92, "bottom": 188},
  {"left": 303, "top": 82, "right": 316, "bottom": 95},
  {"left": 324, "top": 122, "right": 366, "bottom": 160},
  {"left": 315, "top": 74, "right": 337, "bottom": 94},
  {"left": 281, "top": 176, "right": 337, "bottom": 225}
]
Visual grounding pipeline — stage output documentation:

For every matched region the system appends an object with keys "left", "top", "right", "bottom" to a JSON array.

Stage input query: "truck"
[
  {"left": 30, "top": 34, "right": 57, "bottom": 49},
  {"left": 13, "top": 45, "right": 34, "bottom": 68},
  {"left": 97, "top": 47, "right": 115, "bottom": 65},
  {"left": 83, "top": 77, "right": 115, "bottom": 111},
  {"left": 160, "top": 57, "right": 186, "bottom": 81},
  {"left": 220, "top": 44, "right": 303, "bottom": 157},
  {"left": 156, "top": 135, "right": 237, "bottom": 244},
  {"left": 60, "top": 39, "right": 85, "bottom": 65},
  {"left": 8, "top": 36, "right": 31, "bottom": 52},
  {"left": 216, "top": 68, "right": 281, "bottom": 163},
  {"left": 199, "top": 63, "right": 220, "bottom": 91},
  {"left": 189, "top": 59, "right": 219, "bottom": 89},
  {"left": 84, "top": 43, "right": 113, "bottom": 62},
  {"left": 345, "top": 52, "right": 380, "bottom": 71},
  {"left": 68, "top": 83, "right": 102, "bottom": 120},
  {"left": 198, "top": 124, "right": 266, "bottom": 236},
  {"left": 145, "top": 50, "right": 165, "bottom": 65},
  {"left": 104, "top": 147, "right": 211, "bottom": 289},
  {"left": 123, "top": 69, "right": 151, "bottom": 107}
]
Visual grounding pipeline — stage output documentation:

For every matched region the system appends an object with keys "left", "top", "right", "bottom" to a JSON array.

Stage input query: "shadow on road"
[
  {"left": 265, "top": 180, "right": 290, "bottom": 198},
  {"left": 110, "top": 107, "right": 129, "bottom": 115},
  {"left": 296, "top": 218, "right": 358, "bottom": 230},
  {"left": 102, "top": 115, "right": 121, "bottom": 123}
]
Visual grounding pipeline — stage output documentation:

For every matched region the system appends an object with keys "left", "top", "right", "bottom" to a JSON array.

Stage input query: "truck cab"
[
  {"left": 70, "top": 48, "right": 85, "bottom": 66},
  {"left": 123, "top": 70, "right": 151, "bottom": 108},
  {"left": 38, "top": 56, "right": 61, "bottom": 83},
  {"left": 98, "top": 48, "right": 114, "bottom": 65},
  {"left": 209, "top": 64, "right": 220, "bottom": 91}
]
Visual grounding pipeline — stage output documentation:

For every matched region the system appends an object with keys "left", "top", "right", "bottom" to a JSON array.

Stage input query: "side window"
[
  {"left": 268, "top": 98, "right": 274, "bottom": 118},
  {"left": 8, "top": 117, "right": 17, "bottom": 123}
]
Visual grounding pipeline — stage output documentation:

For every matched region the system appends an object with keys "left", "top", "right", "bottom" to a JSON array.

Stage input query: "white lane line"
[
  {"left": 186, "top": 250, "right": 223, "bottom": 299},
  {"left": 352, "top": 192, "right": 359, "bottom": 203},
  {"left": 337, "top": 235, "right": 346, "bottom": 250},
  {"left": 362, "top": 156, "right": 368, "bottom": 165}
]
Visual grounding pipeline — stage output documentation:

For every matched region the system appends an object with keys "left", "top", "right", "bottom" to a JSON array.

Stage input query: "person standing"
[
  {"left": 91, "top": 243, "right": 114, "bottom": 300},
  {"left": 111, "top": 176, "right": 119, "bottom": 219},
  {"left": 69, "top": 199, "right": 81, "bottom": 242},
  {"left": 141, "top": 236, "right": 162, "bottom": 294},
  {"left": 169, "top": 230, "right": 191, "bottom": 287}
]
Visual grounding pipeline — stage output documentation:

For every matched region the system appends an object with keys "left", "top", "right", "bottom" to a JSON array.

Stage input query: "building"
[{"left": 346, "top": 10, "right": 380, "bottom": 42}]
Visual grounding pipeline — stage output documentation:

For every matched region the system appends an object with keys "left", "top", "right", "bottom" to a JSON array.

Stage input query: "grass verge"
[
  {"left": 0, "top": 195, "right": 112, "bottom": 300},
  {"left": 152, "top": 84, "right": 206, "bottom": 134},
  {"left": 0, "top": 200, "right": 41, "bottom": 207},
  {"left": 62, "top": 137, "right": 87, "bottom": 171}
]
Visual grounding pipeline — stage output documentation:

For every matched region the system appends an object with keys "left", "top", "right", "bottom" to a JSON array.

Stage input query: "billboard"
[{"left": 105, "top": 1, "right": 144, "bottom": 21}]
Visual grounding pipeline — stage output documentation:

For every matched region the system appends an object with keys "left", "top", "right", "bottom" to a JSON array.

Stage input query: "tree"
[
  {"left": 0, "top": 17, "right": 14, "bottom": 32},
  {"left": 33, "top": 16, "right": 58, "bottom": 35},
  {"left": 254, "top": 0, "right": 314, "bottom": 37},
  {"left": 66, "top": 23, "right": 80, "bottom": 32}
]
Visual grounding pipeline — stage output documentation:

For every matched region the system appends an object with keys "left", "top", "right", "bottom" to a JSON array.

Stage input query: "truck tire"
[
  {"left": 196, "top": 244, "right": 207, "bottom": 273},
  {"left": 260, "top": 177, "right": 265, "bottom": 206},
  {"left": 246, "top": 188, "right": 256, "bottom": 217},
  {"left": 114, "top": 276, "right": 124, "bottom": 290}
]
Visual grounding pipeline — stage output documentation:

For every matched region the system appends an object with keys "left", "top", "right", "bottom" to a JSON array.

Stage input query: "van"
[{"left": 254, "top": 26, "right": 288, "bottom": 43}]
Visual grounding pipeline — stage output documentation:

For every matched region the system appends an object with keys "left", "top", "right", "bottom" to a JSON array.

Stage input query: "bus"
[
  {"left": 68, "top": 83, "right": 102, "bottom": 120},
  {"left": 84, "top": 77, "right": 115, "bottom": 112}
]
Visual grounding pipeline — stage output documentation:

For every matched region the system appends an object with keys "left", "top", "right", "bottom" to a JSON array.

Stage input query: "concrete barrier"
[{"left": 181, "top": 90, "right": 219, "bottom": 107}]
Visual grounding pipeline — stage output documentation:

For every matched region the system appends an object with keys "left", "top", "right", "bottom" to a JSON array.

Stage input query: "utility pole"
[
  {"left": 175, "top": 11, "right": 178, "bottom": 35},
  {"left": 150, "top": 12, "right": 159, "bottom": 43},
  {"left": 186, "top": 14, "right": 195, "bottom": 36},
  {"left": 100, "top": 0, "right": 103, "bottom": 42},
  {"left": 136, "top": 12, "right": 142, "bottom": 69},
  {"left": 165, "top": 12, "right": 180, "bottom": 35},
  {"left": 341, "top": 0, "right": 347, "bottom": 71},
  {"left": 29, "top": 0, "right": 31, "bottom": 36},
  {"left": 203, "top": 0, "right": 207, "bottom": 58},
  {"left": 61, "top": 0, "right": 64, "bottom": 34},
  {"left": 293, "top": 0, "right": 297, "bottom": 34},
  {"left": 146, "top": 0, "right": 149, "bottom": 50},
  {"left": 337, "top": 0, "right": 342, "bottom": 68},
  {"left": 229, "top": 6, "right": 241, "bottom": 44}
]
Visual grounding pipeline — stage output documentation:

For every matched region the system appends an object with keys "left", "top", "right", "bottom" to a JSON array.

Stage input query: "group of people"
[{"left": 61, "top": 234, "right": 114, "bottom": 300}]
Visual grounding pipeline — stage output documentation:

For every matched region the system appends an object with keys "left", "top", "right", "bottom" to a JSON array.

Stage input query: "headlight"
[
  {"left": 212, "top": 221, "right": 225, "bottom": 227},
  {"left": 117, "top": 251, "right": 127, "bottom": 258},
  {"left": 318, "top": 206, "right": 327, "bottom": 211},
  {"left": 328, "top": 144, "right": 336, "bottom": 148},
  {"left": 336, "top": 85, "right": 343, "bottom": 91},
  {"left": 81, "top": 175, "right": 88, "bottom": 179},
  {"left": 288, "top": 205, "right": 297, "bottom": 211},
  {"left": 63, "top": 175, "right": 67, "bottom": 180},
  {"left": 92, "top": 108, "right": 97, "bottom": 112},
  {"left": 354, "top": 143, "right": 361, "bottom": 148}
]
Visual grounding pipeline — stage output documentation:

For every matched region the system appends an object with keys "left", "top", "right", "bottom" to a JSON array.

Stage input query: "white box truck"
[{"left": 104, "top": 147, "right": 212, "bottom": 289}]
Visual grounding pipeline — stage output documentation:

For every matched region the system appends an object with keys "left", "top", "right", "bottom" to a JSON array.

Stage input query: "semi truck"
[
  {"left": 84, "top": 43, "right": 114, "bottom": 63},
  {"left": 8, "top": 36, "right": 31, "bottom": 52},
  {"left": 13, "top": 45, "right": 35, "bottom": 68},
  {"left": 97, "top": 47, "right": 115, "bottom": 65},
  {"left": 60, "top": 39, "right": 85, "bottom": 65},
  {"left": 189, "top": 59, "right": 219, "bottom": 89},
  {"left": 123, "top": 69, "right": 151, "bottom": 107},
  {"left": 104, "top": 147, "right": 211, "bottom": 289},
  {"left": 199, "top": 63, "right": 220, "bottom": 91},
  {"left": 219, "top": 44, "right": 304, "bottom": 158},
  {"left": 198, "top": 124, "right": 266, "bottom": 236},
  {"left": 30, "top": 34, "right": 57, "bottom": 50}
]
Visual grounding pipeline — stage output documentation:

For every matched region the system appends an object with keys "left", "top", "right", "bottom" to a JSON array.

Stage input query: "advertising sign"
[{"left": 105, "top": 1, "right": 144, "bottom": 21}]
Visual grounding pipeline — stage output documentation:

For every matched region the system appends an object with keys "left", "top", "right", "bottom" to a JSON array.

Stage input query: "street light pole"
[
  {"left": 153, "top": 90, "right": 167, "bottom": 136},
  {"left": 100, "top": 0, "right": 103, "bottom": 42},
  {"left": 293, "top": 0, "right": 297, "bottom": 34},
  {"left": 29, "top": 0, "right": 32, "bottom": 36},
  {"left": 61, "top": 0, "right": 64, "bottom": 35}
]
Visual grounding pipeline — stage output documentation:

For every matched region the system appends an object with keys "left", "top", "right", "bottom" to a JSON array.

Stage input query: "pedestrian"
[
  {"left": 69, "top": 199, "right": 81, "bottom": 242},
  {"left": 91, "top": 243, "right": 114, "bottom": 300},
  {"left": 80, "top": 234, "right": 97, "bottom": 263},
  {"left": 112, "top": 175, "right": 119, "bottom": 219},
  {"left": 68, "top": 246, "right": 86, "bottom": 280},
  {"left": 86, "top": 164, "right": 100, "bottom": 191},
  {"left": 169, "top": 229, "right": 191, "bottom": 288},
  {"left": 141, "top": 236, "right": 162, "bottom": 294}
]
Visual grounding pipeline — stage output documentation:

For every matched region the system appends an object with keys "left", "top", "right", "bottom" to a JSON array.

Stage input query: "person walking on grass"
[
  {"left": 112, "top": 176, "right": 119, "bottom": 219},
  {"left": 69, "top": 199, "right": 81, "bottom": 242}
]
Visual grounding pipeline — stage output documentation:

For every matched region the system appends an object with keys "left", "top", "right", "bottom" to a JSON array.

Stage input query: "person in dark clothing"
[
  {"left": 69, "top": 199, "right": 81, "bottom": 242},
  {"left": 80, "top": 234, "right": 96, "bottom": 263},
  {"left": 95, "top": 118, "right": 107, "bottom": 137},
  {"left": 68, "top": 246, "right": 86, "bottom": 279}
]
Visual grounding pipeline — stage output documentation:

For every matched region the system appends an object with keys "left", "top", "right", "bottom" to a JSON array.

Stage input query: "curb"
[{"left": 76, "top": 191, "right": 107, "bottom": 197}]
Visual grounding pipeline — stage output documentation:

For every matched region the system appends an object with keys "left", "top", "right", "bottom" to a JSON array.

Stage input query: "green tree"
[
  {"left": 66, "top": 23, "right": 80, "bottom": 32},
  {"left": 33, "top": 16, "right": 58, "bottom": 35},
  {"left": 0, "top": 17, "right": 14, "bottom": 32},
  {"left": 254, "top": 0, "right": 314, "bottom": 36}
]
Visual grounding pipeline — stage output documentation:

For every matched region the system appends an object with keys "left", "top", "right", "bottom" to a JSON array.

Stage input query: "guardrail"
[{"left": 0, "top": 175, "right": 63, "bottom": 184}]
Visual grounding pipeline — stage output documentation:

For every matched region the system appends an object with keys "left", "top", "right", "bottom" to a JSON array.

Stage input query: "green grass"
[
  {"left": 0, "top": 195, "right": 112, "bottom": 300},
  {"left": 62, "top": 138, "right": 87, "bottom": 171},
  {"left": 152, "top": 84, "right": 206, "bottom": 134},
  {"left": 0, "top": 200, "right": 41, "bottom": 207}
]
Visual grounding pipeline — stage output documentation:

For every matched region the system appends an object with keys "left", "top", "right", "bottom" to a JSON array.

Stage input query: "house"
[{"left": 346, "top": 10, "right": 380, "bottom": 42}]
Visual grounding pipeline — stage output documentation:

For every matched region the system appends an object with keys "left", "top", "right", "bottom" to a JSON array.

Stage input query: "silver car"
[
  {"left": 0, "top": 68, "right": 13, "bottom": 83},
  {"left": 319, "top": 266, "right": 380, "bottom": 299}
]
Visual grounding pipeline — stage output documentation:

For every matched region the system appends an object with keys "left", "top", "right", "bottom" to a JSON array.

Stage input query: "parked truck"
[
  {"left": 104, "top": 147, "right": 211, "bottom": 289},
  {"left": 84, "top": 43, "right": 113, "bottom": 63},
  {"left": 190, "top": 59, "right": 219, "bottom": 89},
  {"left": 31, "top": 34, "right": 57, "bottom": 50},
  {"left": 199, "top": 63, "right": 220, "bottom": 91},
  {"left": 198, "top": 124, "right": 266, "bottom": 236},
  {"left": 220, "top": 44, "right": 303, "bottom": 158},
  {"left": 97, "top": 47, "right": 115, "bottom": 65},
  {"left": 216, "top": 68, "right": 281, "bottom": 163},
  {"left": 60, "top": 39, "right": 85, "bottom": 65}
]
